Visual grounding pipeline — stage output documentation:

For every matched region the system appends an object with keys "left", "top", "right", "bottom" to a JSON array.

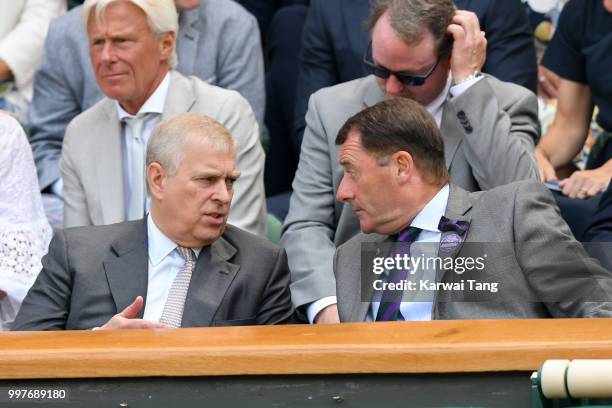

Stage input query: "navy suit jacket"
[{"left": 293, "top": 0, "right": 538, "bottom": 149}]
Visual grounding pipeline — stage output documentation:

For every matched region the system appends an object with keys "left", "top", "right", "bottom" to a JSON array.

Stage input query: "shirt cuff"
[
  {"left": 306, "top": 296, "right": 337, "bottom": 324},
  {"left": 51, "top": 178, "right": 63, "bottom": 198},
  {"left": 450, "top": 75, "right": 484, "bottom": 98}
]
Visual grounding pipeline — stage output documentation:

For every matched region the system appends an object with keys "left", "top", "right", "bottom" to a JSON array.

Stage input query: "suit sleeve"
[
  {"left": 217, "top": 92, "right": 267, "bottom": 237},
  {"left": 513, "top": 181, "right": 612, "bottom": 317},
  {"left": 60, "top": 122, "right": 93, "bottom": 228},
  {"left": 281, "top": 93, "right": 338, "bottom": 311},
  {"left": 27, "top": 16, "right": 86, "bottom": 191},
  {"left": 213, "top": 5, "right": 266, "bottom": 126},
  {"left": 477, "top": 0, "right": 538, "bottom": 93},
  {"left": 12, "top": 231, "right": 72, "bottom": 331},
  {"left": 449, "top": 77, "right": 540, "bottom": 190},
  {"left": 293, "top": 0, "right": 340, "bottom": 150},
  {"left": 255, "top": 247, "right": 295, "bottom": 324}
]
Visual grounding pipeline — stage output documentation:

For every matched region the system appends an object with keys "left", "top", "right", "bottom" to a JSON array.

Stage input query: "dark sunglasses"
[{"left": 363, "top": 41, "right": 441, "bottom": 86}]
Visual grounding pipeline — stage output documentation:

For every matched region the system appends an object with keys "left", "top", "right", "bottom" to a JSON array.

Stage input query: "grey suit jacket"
[
  {"left": 335, "top": 180, "right": 612, "bottom": 321},
  {"left": 12, "top": 220, "right": 294, "bottom": 330},
  {"left": 282, "top": 75, "right": 540, "bottom": 310},
  {"left": 60, "top": 71, "right": 267, "bottom": 237},
  {"left": 28, "top": 0, "right": 265, "bottom": 191}
]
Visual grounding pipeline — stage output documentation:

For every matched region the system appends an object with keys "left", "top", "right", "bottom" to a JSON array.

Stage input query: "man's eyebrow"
[{"left": 228, "top": 171, "right": 241, "bottom": 180}]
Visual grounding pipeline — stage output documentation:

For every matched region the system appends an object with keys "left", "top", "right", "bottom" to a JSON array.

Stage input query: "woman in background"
[{"left": 0, "top": 112, "right": 52, "bottom": 330}]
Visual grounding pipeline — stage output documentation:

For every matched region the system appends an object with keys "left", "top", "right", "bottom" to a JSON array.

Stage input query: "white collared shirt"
[
  {"left": 367, "top": 185, "right": 450, "bottom": 322},
  {"left": 116, "top": 71, "right": 172, "bottom": 217},
  {"left": 144, "top": 213, "right": 201, "bottom": 322}
]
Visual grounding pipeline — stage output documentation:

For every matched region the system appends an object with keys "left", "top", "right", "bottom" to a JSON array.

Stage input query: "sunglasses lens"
[{"left": 397, "top": 75, "right": 425, "bottom": 86}]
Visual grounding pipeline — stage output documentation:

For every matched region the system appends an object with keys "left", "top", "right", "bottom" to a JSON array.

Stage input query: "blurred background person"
[
  {"left": 0, "top": 112, "right": 52, "bottom": 331},
  {"left": 535, "top": 0, "right": 612, "bottom": 239},
  {"left": 0, "top": 0, "right": 65, "bottom": 124}
]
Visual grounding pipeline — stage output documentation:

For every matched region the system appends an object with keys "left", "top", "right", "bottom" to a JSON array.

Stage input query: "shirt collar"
[
  {"left": 116, "top": 71, "right": 172, "bottom": 120},
  {"left": 410, "top": 184, "right": 450, "bottom": 233},
  {"left": 425, "top": 73, "right": 452, "bottom": 116},
  {"left": 147, "top": 213, "right": 201, "bottom": 266}
]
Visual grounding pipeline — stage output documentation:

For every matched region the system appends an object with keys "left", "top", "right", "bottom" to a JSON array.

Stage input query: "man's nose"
[
  {"left": 100, "top": 42, "right": 117, "bottom": 63},
  {"left": 213, "top": 181, "right": 232, "bottom": 204},
  {"left": 385, "top": 75, "right": 404, "bottom": 96},
  {"left": 336, "top": 174, "right": 354, "bottom": 203}
]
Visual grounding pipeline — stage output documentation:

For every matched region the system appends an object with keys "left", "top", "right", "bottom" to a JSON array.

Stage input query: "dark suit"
[
  {"left": 13, "top": 220, "right": 294, "bottom": 330},
  {"left": 293, "top": 0, "right": 538, "bottom": 147}
]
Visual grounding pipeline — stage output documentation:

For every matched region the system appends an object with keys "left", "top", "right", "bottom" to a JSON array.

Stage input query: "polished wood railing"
[{"left": 2, "top": 319, "right": 612, "bottom": 380}]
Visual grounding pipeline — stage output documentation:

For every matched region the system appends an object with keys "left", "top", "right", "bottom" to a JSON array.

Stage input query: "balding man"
[{"left": 13, "top": 113, "right": 293, "bottom": 330}]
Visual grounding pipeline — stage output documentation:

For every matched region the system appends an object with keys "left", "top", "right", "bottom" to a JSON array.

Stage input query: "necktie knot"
[
  {"left": 176, "top": 246, "right": 195, "bottom": 263},
  {"left": 122, "top": 113, "right": 151, "bottom": 140},
  {"left": 397, "top": 226, "right": 422, "bottom": 244},
  {"left": 438, "top": 216, "right": 470, "bottom": 236}
]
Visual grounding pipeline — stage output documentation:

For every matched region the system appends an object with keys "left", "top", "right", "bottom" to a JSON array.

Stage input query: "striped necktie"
[{"left": 376, "top": 226, "right": 422, "bottom": 321}]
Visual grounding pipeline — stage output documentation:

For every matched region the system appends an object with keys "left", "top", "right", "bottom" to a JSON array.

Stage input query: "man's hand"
[
  {"left": 559, "top": 166, "right": 612, "bottom": 199},
  {"left": 314, "top": 304, "right": 340, "bottom": 324},
  {"left": 535, "top": 147, "right": 558, "bottom": 181},
  {"left": 538, "top": 65, "right": 561, "bottom": 99},
  {"left": 447, "top": 10, "right": 487, "bottom": 83},
  {"left": 99, "top": 296, "right": 169, "bottom": 330}
]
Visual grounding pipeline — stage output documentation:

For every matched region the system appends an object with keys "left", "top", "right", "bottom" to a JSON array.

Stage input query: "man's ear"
[
  {"left": 392, "top": 151, "right": 414, "bottom": 185},
  {"left": 147, "top": 162, "right": 165, "bottom": 200},
  {"left": 159, "top": 31, "right": 176, "bottom": 61}
]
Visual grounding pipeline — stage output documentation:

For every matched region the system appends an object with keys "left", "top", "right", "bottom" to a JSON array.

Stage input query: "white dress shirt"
[
  {"left": 53, "top": 71, "right": 172, "bottom": 200},
  {"left": 306, "top": 75, "right": 481, "bottom": 323},
  {"left": 143, "top": 213, "right": 201, "bottom": 322},
  {"left": 117, "top": 72, "right": 171, "bottom": 218},
  {"left": 366, "top": 185, "right": 450, "bottom": 322}
]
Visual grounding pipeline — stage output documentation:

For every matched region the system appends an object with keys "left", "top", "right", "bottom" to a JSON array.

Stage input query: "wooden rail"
[{"left": 2, "top": 319, "right": 612, "bottom": 380}]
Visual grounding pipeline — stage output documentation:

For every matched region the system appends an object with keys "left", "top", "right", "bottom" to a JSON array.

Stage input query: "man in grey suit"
[
  {"left": 13, "top": 113, "right": 294, "bottom": 331},
  {"left": 59, "top": 0, "right": 267, "bottom": 236},
  {"left": 28, "top": 0, "right": 265, "bottom": 198},
  {"left": 333, "top": 99, "right": 612, "bottom": 322},
  {"left": 282, "top": 0, "right": 540, "bottom": 323}
]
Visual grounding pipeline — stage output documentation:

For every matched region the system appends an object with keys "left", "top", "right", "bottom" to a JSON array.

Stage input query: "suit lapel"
[
  {"left": 433, "top": 185, "right": 473, "bottom": 315},
  {"left": 97, "top": 100, "right": 125, "bottom": 224},
  {"left": 176, "top": 9, "right": 199, "bottom": 77},
  {"left": 162, "top": 72, "right": 197, "bottom": 118},
  {"left": 440, "top": 102, "right": 462, "bottom": 169},
  {"left": 103, "top": 220, "right": 149, "bottom": 316},
  {"left": 181, "top": 236, "right": 240, "bottom": 326}
]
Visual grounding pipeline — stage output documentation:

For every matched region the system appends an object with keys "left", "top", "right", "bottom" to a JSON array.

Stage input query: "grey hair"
[
  {"left": 147, "top": 113, "right": 235, "bottom": 176},
  {"left": 365, "top": 0, "right": 456, "bottom": 57},
  {"left": 81, "top": 0, "right": 179, "bottom": 68}
]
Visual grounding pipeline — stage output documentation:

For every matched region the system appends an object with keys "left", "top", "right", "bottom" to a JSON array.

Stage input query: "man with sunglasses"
[{"left": 282, "top": 0, "right": 540, "bottom": 324}]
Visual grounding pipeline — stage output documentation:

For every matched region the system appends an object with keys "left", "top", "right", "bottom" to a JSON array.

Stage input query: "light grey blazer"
[
  {"left": 282, "top": 74, "right": 540, "bottom": 311},
  {"left": 28, "top": 0, "right": 265, "bottom": 191},
  {"left": 335, "top": 180, "right": 612, "bottom": 321},
  {"left": 60, "top": 71, "right": 267, "bottom": 237},
  {"left": 12, "top": 220, "right": 294, "bottom": 330}
]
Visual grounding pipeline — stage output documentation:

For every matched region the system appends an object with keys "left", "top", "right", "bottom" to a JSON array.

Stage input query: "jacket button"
[{"left": 457, "top": 110, "right": 466, "bottom": 120}]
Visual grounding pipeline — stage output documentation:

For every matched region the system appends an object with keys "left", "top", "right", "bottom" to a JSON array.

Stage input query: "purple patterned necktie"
[{"left": 375, "top": 226, "right": 422, "bottom": 322}]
